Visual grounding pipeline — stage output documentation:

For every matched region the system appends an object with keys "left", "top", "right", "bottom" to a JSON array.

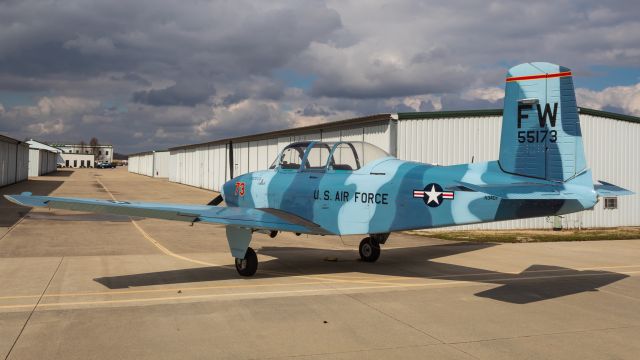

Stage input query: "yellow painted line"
[
  {"left": 0, "top": 281, "right": 492, "bottom": 310},
  {"left": 130, "top": 220, "right": 224, "bottom": 267},
  {"left": 2, "top": 270, "right": 639, "bottom": 310},
  {"left": 95, "top": 178, "right": 224, "bottom": 268},
  {"left": 0, "top": 280, "right": 337, "bottom": 300},
  {"left": 93, "top": 178, "right": 408, "bottom": 286},
  {"left": 86, "top": 179, "right": 640, "bottom": 294},
  {"left": 3, "top": 262, "right": 640, "bottom": 302}
]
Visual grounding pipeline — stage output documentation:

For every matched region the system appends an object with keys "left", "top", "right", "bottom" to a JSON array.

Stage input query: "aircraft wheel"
[
  {"left": 235, "top": 247, "right": 258, "bottom": 276},
  {"left": 359, "top": 237, "right": 380, "bottom": 262}
]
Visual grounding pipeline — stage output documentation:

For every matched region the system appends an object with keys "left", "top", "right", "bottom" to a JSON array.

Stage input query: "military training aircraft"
[{"left": 5, "top": 62, "right": 633, "bottom": 276}]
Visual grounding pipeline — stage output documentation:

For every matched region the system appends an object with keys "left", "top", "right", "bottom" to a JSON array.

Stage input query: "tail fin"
[{"left": 499, "top": 62, "right": 586, "bottom": 182}]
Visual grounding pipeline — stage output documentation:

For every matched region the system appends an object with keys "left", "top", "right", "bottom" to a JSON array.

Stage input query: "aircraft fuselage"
[{"left": 222, "top": 157, "right": 596, "bottom": 236}]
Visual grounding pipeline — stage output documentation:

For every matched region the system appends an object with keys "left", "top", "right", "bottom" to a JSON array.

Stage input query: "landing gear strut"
[
  {"left": 359, "top": 237, "right": 381, "bottom": 262},
  {"left": 235, "top": 247, "right": 258, "bottom": 276}
]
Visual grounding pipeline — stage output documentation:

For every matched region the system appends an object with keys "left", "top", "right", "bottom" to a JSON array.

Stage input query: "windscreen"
[{"left": 328, "top": 141, "right": 390, "bottom": 171}]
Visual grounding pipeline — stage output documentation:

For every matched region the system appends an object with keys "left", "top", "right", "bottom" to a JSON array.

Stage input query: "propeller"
[{"left": 207, "top": 194, "right": 224, "bottom": 206}]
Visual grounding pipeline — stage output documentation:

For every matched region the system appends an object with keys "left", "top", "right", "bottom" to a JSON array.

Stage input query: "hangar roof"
[
  {"left": 0, "top": 133, "right": 24, "bottom": 144},
  {"left": 397, "top": 107, "right": 640, "bottom": 123},
  {"left": 168, "top": 107, "right": 640, "bottom": 151},
  {"left": 127, "top": 150, "right": 169, "bottom": 157},
  {"left": 26, "top": 139, "right": 62, "bottom": 153}
]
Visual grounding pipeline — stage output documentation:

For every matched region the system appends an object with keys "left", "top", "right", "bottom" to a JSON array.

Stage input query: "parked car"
[{"left": 96, "top": 162, "right": 116, "bottom": 169}]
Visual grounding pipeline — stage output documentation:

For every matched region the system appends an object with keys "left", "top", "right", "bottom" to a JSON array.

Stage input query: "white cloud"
[
  {"left": 36, "top": 96, "right": 101, "bottom": 116},
  {"left": 27, "top": 119, "right": 65, "bottom": 135},
  {"left": 462, "top": 87, "right": 504, "bottom": 103},
  {"left": 577, "top": 83, "right": 640, "bottom": 115},
  {"left": 1, "top": 0, "right": 640, "bottom": 153}
]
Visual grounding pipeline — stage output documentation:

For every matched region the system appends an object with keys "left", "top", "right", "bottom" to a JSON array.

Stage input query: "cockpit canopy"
[{"left": 271, "top": 141, "right": 392, "bottom": 172}]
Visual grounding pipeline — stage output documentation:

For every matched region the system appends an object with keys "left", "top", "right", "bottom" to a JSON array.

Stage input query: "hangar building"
[
  {"left": 128, "top": 108, "right": 639, "bottom": 230},
  {"left": 128, "top": 150, "right": 170, "bottom": 178},
  {"left": 0, "top": 134, "right": 29, "bottom": 187},
  {"left": 25, "top": 140, "right": 58, "bottom": 177}
]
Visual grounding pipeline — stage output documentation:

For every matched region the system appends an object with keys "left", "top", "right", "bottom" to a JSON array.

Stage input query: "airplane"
[{"left": 5, "top": 62, "right": 634, "bottom": 277}]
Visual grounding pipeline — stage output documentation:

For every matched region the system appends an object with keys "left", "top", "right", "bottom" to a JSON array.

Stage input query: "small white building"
[
  {"left": 26, "top": 140, "right": 58, "bottom": 176},
  {"left": 52, "top": 143, "right": 114, "bottom": 163},
  {"left": 59, "top": 153, "right": 95, "bottom": 168},
  {"left": 128, "top": 150, "right": 169, "bottom": 178}
]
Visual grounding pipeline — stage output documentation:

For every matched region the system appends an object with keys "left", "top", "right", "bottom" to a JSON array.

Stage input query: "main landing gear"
[
  {"left": 359, "top": 237, "right": 380, "bottom": 262},
  {"left": 359, "top": 233, "right": 389, "bottom": 262},
  {"left": 228, "top": 228, "right": 391, "bottom": 276},
  {"left": 235, "top": 247, "right": 258, "bottom": 276}
]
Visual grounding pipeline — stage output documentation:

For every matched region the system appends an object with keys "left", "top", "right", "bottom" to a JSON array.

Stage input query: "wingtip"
[
  {"left": 3, "top": 192, "right": 35, "bottom": 206},
  {"left": 3, "top": 194, "right": 22, "bottom": 205}
]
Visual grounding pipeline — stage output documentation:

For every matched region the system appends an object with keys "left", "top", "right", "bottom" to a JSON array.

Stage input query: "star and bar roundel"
[{"left": 413, "top": 183, "right": 454, "bottom": 207}]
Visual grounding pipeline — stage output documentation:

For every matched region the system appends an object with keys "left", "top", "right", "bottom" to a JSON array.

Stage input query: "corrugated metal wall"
[
  {"left": 397, "top": 116, "right": 502, "bottom": 165},
  {"left": 165, "top": 121, "right": 391, "bottom": 192},
  {"left": 154, "top": 151, "right": 170, "bottom": 178},
  {"left": 397, "top": 114, "right": 640, "bottom": 229},
  {"left": 0, "top": 138, "right": 29, "bottom": 187},
  {"left": 28, "top": 149, "right": 57, "bottom": 177},
  {"left": 579, "top": 115, "right": 640, "bottom": 227},
  {"left": 169, "top": 144, "right": 228, "bottom": 191},
  {"left": 128, "top": 153, "right": 154, "bottom": 177},
  {"left": 128, "top": 151, "right": 170, "bottom": 178}
]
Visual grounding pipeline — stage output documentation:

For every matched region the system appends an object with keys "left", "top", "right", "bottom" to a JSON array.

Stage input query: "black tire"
[
  {"left": 235, "top": 247, "right": 258, "bottom": 276},
  {"left": 359, "top": 237, "right": 380, "bottom": 262}
]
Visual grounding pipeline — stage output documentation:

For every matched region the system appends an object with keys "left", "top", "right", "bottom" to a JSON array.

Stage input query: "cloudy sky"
[{"left": 1, "top": 0, "right": 639, "bottom": 154}]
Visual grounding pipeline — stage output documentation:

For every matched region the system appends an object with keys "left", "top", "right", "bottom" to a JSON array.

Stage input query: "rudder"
[{"left": 499, "top": 62, "right": 587, "bottom": 182}]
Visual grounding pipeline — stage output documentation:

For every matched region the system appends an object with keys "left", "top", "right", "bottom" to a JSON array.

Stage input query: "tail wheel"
[
  {"left": 235, "top": 247, "right": 258, "bottom": 276},
  {"left": 359, "top": 237, "right": 380, "bottom": 262}
]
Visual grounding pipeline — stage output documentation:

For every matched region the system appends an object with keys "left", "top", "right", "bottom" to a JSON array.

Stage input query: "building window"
[
  {"left": 604, "top": 197, "right": 618, "bottom": 209},
  {"left": 99, "top": 150, "right": 102, "bottom": 155},
  {"left": 106, "top": 150, "right": 109, "bottom": 155},
  {"left": 76, "top": 150, "right": 79, "bottom": 153}
]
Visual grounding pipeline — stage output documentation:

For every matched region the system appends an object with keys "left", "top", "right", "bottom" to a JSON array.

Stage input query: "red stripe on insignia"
[
  {"left": 413, "top": 191, "right": 424, "bottom": 197},
  {"left": 506, "top": 71, "right": 572, "bottom": 82},
  {"left": 442, "top": 193, "right": 454, "bottom": 199}
]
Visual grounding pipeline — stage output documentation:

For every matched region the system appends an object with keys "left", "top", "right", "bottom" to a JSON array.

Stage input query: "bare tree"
[{"left": 90, "top": 137, "right": 100, "bottom": 157}]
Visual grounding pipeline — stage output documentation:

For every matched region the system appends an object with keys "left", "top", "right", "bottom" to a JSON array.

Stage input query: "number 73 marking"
[{"left": 235, "top": 182, "right": 245, "bottom": 196}]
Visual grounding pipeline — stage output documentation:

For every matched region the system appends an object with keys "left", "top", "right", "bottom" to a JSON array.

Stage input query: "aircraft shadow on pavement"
[
  {"left": 93, "top": 243, "right": 629, "bottom": 304},
  {"left": 0, "top": 179, "right": 64, "bottom": 227}
]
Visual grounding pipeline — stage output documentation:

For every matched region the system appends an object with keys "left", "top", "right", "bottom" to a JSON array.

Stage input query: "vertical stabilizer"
[{"left": 499, "top": 62, "right": 586, "bottom": 182}]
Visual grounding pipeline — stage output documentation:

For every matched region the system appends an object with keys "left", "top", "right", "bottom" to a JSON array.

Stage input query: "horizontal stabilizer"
[
  {"left": 457, "top": 181, "right": 580, "bottom": 200},
  {"left": 594, "top": 181, "right": 634, "bottom": 197}
]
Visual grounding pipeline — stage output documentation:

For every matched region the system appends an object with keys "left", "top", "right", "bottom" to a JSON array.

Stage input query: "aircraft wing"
[{"left": 4, "top": 193, "right": 332, "bottom": 235}]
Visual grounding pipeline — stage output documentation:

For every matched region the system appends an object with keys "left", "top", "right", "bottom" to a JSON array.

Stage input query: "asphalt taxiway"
[{"left": 1, "top": 168, "right": 639, "bottom": 359}]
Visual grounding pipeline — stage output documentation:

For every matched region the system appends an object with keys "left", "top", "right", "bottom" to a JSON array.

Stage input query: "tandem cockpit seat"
[{"left": 270, "top": 141, "right": 392, "bottom": 173}]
